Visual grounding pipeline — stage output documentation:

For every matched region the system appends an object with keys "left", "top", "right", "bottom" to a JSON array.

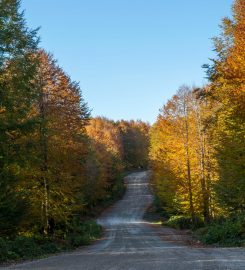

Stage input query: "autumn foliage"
[
  {"left": 150, "top": 0, "right": 245, "bottom": 225},
  {"left": 0, "top": 0, "right": 244, "bottom": 254},
  {"left": 0, "top": 1, "right": 150, "bottom": 239}
]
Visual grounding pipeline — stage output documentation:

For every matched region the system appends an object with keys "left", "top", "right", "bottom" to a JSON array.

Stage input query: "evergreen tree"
[{"left": 0, "top": 0, "right": 39, "bottom": 234}]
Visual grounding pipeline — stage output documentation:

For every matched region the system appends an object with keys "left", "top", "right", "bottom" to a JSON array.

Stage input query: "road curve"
[{"left": 4, "top": 171, "right": 245, "bottom": 270}]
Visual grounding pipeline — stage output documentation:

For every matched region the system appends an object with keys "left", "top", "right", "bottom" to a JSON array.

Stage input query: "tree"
[
  {"left": 85, "top": 117, "right": 124, "bottom": 207},
  {"left": 150, "top": 86, "right": 214, "bottom": 221},
  {"left": 205, "top": 0, "right": 245, "bottom": 211},
  {"left": 0, "top": 0, "right": 39, "bottom": 234},
  {"left": 23, "top": 51, "right": 90, "bottom": 234},
  {"left": 118, "top": 120, "right": 150, "bottom": 169}
]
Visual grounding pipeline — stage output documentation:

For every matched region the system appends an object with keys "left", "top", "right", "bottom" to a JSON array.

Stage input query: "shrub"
[
  {"left": 195, "top": 214, "right": 245, "bottom": 246},
  {"left": 40, "top": 241, "right": 59, "bottom": 253},
  {"left": 10, "top": 236, "right": 43, "bottom": 258},
  {"left": 67, "top": 233, "right": 91, "bottom": 247},
  {"left": 0, "top": 219, "right": 103, "bottom": 263},
  {"left": 165, "top": 215, "right": 204, "bottom": 230},
  {"left": 82, "top": 220, "right": 103, "bottom": 239},
  {"left": 0, "top": 237, "right": 9, "bottom": 262},
  {"left": 66, "top": 220, "right": 102, "bottom": 247},
  {"left": 0, "top": 238, "right": 20, "bottom": 262}
]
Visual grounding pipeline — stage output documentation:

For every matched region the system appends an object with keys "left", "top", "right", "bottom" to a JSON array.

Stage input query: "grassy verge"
[
  {"left": 0, "top": 220, "right": 102, "bottom": 264},
  {"left": 148, "top": 195, "right": 245, "bottom": 247},
  {"left": 163, "top": 215, "right": 204, "bottom": 230},
  {"left": 194, "top": 214, "right": 245, "bottom": 247},
  {"left": 163, "top": 214, "right": 245, "bottom": 247}
]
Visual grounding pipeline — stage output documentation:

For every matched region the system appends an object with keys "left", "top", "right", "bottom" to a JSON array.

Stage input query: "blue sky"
[{"left": 22, "top": 0, "right": 233, "bottom": 123}]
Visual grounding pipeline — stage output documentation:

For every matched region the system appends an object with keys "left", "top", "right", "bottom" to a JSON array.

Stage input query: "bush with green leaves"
[
  {"left": 164, "top": 215, "right": 204, "bottom": 230},
  {"left": 10, "top": 236, "right": 44, "bottom": 259},
  {"left": 195, "top": 214, "right": 245, "bottom": 246},
  {"left": 0, "top": 219, "right": 103, "bottom": 263},
  {"left": 66, "top": 220, "right": 102, "bottom": 247}
]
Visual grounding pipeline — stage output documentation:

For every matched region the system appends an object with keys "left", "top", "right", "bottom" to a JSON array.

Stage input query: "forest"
[
  {"left": 150, "top": 0, "right": 245, "bottom": 246},
  {"left": 0, "top": 0, "right": 149, "bottom": 261},
  {"left": 0, "top": 0, "right": 244, "bottom": 263}
]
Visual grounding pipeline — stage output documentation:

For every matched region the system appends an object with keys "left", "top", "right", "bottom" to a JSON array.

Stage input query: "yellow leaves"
[
  {"left": 0, "top": 106, "right": 6, "bottom": 114},
  {"left": 86, "top": 117, "right": 123, "bottom": 158},
  {"left": 150, "top": 86, "right": 217, "bottom": 217}
]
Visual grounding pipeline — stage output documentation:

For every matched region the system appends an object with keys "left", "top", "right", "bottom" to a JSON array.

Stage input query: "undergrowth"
[{"left": 0, "top": 220, "right": 102, "bottom": 263}]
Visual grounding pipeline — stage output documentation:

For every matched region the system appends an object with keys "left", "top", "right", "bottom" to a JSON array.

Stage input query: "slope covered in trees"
[
  {"left": 149, "top": 0, "right": 245, "bottom": 245},
  {"left": 0, "top": 0, "right": 244, "bottom": 262},
  {"left": 118, "top": 120, "right": 150, "bottom": 170},
  {"left": 0, "top": 0, "right": 150, "bottom": 261}
]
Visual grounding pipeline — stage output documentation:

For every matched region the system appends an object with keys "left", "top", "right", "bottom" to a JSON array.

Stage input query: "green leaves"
[{"left": 0, "top": 0, "right": 39, "bottom": 235}]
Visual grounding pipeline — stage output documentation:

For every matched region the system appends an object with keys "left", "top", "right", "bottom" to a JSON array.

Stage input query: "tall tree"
[
  {"left": 21, "top": 51, "right": 90, "bottom": 234},
  {"left": 150, "top": 86, "right": 214, "bottom": 221},
  {"left": 85, "top": 117, "right": 123, "bottom": 207},
  {"left": 205, "top": 0, "right": 245, "bottom": 211},
  {"left": 118, "top": 120, "right": 150, "bottom": 169},
  {"left": 0, "top": 0, "right": 39, "bottom": 234}
]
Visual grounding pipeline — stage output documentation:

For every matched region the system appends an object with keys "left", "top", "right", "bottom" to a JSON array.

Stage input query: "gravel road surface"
[{"left": 3, "top": 171, "right": 245, "bottom": 270}]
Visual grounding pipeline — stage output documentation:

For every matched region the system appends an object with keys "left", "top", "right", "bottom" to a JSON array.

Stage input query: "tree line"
[
  {"left": 1, "top": 0, "right": 244, "bottom": 254},
  {"left": 0, "top": 0, "right": 150, "bottom": 241},
  {"left": 150, "top": 0, "right": 244, "bottom": 228}
]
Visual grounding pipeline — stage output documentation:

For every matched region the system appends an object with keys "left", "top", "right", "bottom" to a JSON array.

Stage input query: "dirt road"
[{"left": 4, "top": 171, "right": 245, "bottom": 270}]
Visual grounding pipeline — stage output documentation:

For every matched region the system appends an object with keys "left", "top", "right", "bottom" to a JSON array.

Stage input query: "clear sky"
[{"left": 21, "top": 0, "right": 233, "bottom": 123}]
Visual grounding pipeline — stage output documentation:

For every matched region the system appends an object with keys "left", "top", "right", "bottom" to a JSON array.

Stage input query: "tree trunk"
[
  {"left": 184, "top": 99, "right": 195, "bottom": 222},
  {"left": 195, "top": 102, "right": 210, "bottom": 223},
  {"left": 39, "top": 77, "right": 49, "bottom": 235}
]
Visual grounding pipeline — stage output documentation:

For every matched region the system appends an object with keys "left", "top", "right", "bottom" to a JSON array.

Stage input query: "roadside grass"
[
  {"left": 194, "top": 214, "right": 245, "bottom": 247},
  {"left": 147, "top": 195, "right": 245, "bottom": 247},
  {"left": 0, "top": 220, "right": 103, "bottom": 264},
  {"left": 163, "top": 213, "right": 245, "bottom": 247},
  {"left": 163, "top": 215, "right": 204, "bottom": 230}
]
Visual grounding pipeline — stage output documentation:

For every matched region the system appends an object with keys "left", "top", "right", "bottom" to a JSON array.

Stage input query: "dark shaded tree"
[{"left": 0, "top": 0, "right": 39, "bottom": 234}]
